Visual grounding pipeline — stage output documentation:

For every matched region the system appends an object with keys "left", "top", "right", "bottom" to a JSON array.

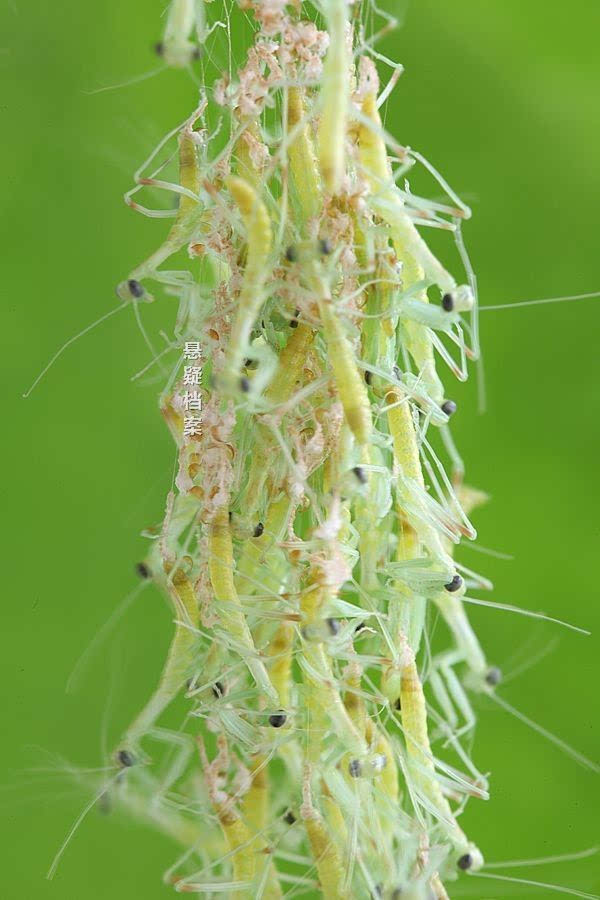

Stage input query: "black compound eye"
[
  {"left": 441, "top": 399, "right": 457, "bottom": 416},
  {"left": 285, "top": 245, "right": 298, "bottom": 262},
  {"left": 117, "top": 749, "right": 135, "bottom": 768},
  {"left": 239, "top": 376, "right": 250, "bottom": 393},
  {"left": 444, "top": 574, "right": 463, "bottom": 592},
  {"left": 457, "top": 853, "right": 473, "bottom": 870},
  {"left": 441, "top": 292, "right": 454, "bottom": 312},
  {"left": 135, "top": 561, "right": 151, "bottom": 579},
  {"left": 253, "top": 522, "right": 264, "bottom": 538},
  {"left": 352, "top": 466, "right": 367, "bottom": 485},
  {"left": 485, "top": 666, "right": 502, "bottom": 686},
  {"left": 318, "top": 237, "right": 332, "bottom": 256},
  {"left": 154, "top": 41, "right": 164, "bottom": 57},
  {"left": 268, "top": 711, "right": 287, "bottom": 728},
  {"left": 127, "top": 278, "right": 144, "bottom": 299},
  {"left": 348, "top": 759, "right": 362, "bottom": 778},
  {"left": 191, "top": 46, "right": 202, "bottom": 61},
  {"left": 283, "top": 809, "right": 296, "bottom": 824},
  {"left": 326, "top": 617, "right": 340, "bottom": 635}
]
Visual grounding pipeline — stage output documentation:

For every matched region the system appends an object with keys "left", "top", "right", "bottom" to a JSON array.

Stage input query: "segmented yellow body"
[
  {"left": 224, "top": 176, "right": 273, "bottom": 380},
  {"left": 268, "top": 620, "right": 294, "bottom": 708},
  {"left": 386, "top": 386, "right": 483, "bottom": 868},
  {"left": 118, "top": 564, "right": 198, "bottom": 753},
  {"left": 386, "top": 387, "right": 449, "bottom": 566},
  {"left": 128, "top": 115, "right": 207, "bottom": 284},
  {"left": 321, "top": 781, "right": 349, "bottom": 851},
  {"left": 303, "top": 806, "right": 349, "bottom": 900},
  {"left": 317, "top": 0, "right": 349, "bottom": 194},
  {"left": 400, "top": 658, "right": 467, "bottom": 848},
  {"left": 288, "top": 87, "right": 322, "bottom": 221},
  {"left": 234, "top": 122, "right": 267, "bottom": 194},
  {"left": 235, "top": 495, "right": 292, "bottom": 596},
  {"left": 343, "top": 661, "right": 367, "bottom": 736},
  {"left": 241, "top": 756, "right": 283, "bottom": 899},
  {"left": 209, "top": 507, "right": 278, "bottom": 702},
  {"left": 319, "top": 296, "right": 372, "bottom": 445},
  {"left": 301, "top": 580, "right": 366, "bottom": 756},
  {"left": 215, "top": 804, "right": 257, "bottom": 900},
  {"left": 177, "top": 124, "right": 201, "bottom": 215},
  {"left": 358, "top": 91, "right": 445, "bottom": 404},
  {"left": 367, "top": 721, "right": 399, "bottom": 806},
  {"left": 242, "top": 324, "right": 315, "bottom": 521}
]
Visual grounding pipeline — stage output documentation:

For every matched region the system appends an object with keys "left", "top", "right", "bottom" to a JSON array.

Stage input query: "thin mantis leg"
[
  {"left": 114, "top": 561, "right": 200, "bottom": 764},
  {"left": 117, "top": 107, "right": 208, "bottom": 299}
]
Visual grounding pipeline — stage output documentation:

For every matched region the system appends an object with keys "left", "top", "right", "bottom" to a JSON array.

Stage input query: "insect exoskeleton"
[
  {"left": 115, "top": 278, "right": 153, "bottom": 302},
  {"left": 441, "top": 285, "right": 474, "bottom": 313},
  {"left": 155, "top": 0, "right": 202, "bottom": 69}
]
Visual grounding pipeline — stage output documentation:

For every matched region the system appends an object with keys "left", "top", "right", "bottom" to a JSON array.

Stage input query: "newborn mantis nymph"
[
  {"left": 113, "top": 505, "right": 201, "bottom": 765},
  {"left": 117, "top": 106, "right": 208, "bottom": 299},
  {"left": 155, "top": 0, "right": 204, "bottom": 69},
  {"left": 317, "top": 0, "right": 349, "bottom": 195},
  {"left": 222, "top": 176, "right": 273, "bottom": 388}
]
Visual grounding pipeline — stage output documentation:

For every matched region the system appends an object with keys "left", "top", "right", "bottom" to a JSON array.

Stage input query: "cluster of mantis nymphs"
[{"left": 72, "top": 1, "right": 544, "bottom": 897}]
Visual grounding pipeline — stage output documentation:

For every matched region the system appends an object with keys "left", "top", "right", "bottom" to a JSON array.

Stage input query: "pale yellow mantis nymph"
[
  {"left": 381, "top": 381, "right": 485, "bottom": 876},
  {"left": 357, "top": 79, "right": 475, "bottom": 405},
  {"left": 385, "top": 386, "right": 460, "bottom": 572},
  {"left": 116, "top": 104, "right": 213, "bottom": 299},
  {"left": 239, "top": 755, "right": 284, "bottom": 899},
  {"left": 301, "top": 768, "right": 350, "bottom": 900},
  {"left": 196, "top": 736, "right": 260, "bottom": 899},
  {"left": 287, "top": 87, "right": 323, "bottom": 223},
  {"left": 317, "top": 0, "right": 350, "bottom": 195},
  {"left": 239, "top": 323, "right": 317, "bottom": 526},
  {"left": 300, "top": 579, "right": 367, "bottom": 760},
  {"left": 155, "top": 0, "right": 204, "bottom": 69},
  {"left": 384, "top": 389, "right": 481, "bottom": 689},
  {"left": 222, "top": 176, "right": 273, "bottom": 389},
  {"left": 209, "top": 507, "right": 278, "bottom": 704},
  {"left": 308, "top": 263, "right": 372, "bottom": 446},
  {"left": 399, "top": 654, "right": 484, "bottom": 874},
  {"left": 113, "top": 553, "right": 199, "bottom": 767}
]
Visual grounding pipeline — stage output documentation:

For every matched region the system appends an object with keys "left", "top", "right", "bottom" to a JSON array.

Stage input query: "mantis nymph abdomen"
[
  {"left": 223, "top": 176, "right": 273, "bottom": 388},
  {"left": 317, "top": 0, "right": 349, "bottom": 195}
]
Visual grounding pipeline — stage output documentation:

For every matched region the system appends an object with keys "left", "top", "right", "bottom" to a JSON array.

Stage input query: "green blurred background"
[{"left": 2, "top": 0, "right": 599, "bottom": 897}]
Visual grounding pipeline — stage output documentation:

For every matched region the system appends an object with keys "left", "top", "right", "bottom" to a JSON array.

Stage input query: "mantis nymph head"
[
  {"left": 155, "top": 0, "right": 202, "bottom": 69},
  {"left": 441, "top": 284, "right": 474, "bottom": 313}
]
